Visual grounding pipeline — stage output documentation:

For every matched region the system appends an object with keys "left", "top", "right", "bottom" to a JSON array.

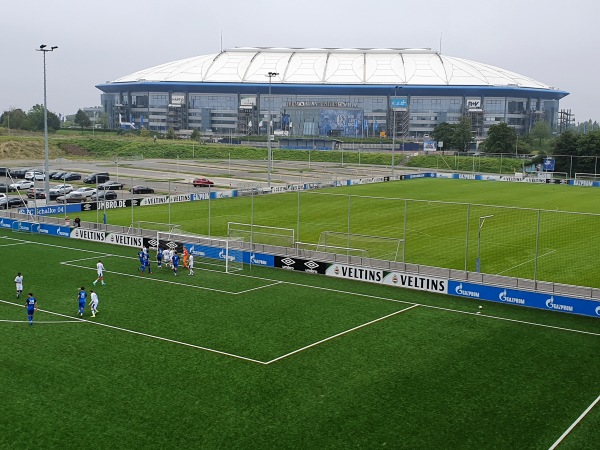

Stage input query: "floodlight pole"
[
  {"left": 476, "top": 215, "right": 494, "bottom": 273},
  {"left": 391, "top": 86, "right": 401, "bottom": 177},
  {"left": 266, "top": 71, "right": 279, "bottom": 189},
  {"left": 37, "top": 44, "right": 58, "bottom": 205}
]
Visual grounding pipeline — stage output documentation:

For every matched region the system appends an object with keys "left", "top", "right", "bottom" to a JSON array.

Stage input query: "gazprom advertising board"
[{"left": 449, "top": 281, "right": 600, "bottom": 318}]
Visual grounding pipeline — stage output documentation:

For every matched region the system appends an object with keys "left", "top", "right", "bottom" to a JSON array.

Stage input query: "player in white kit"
[
  {"left": 15, "top": 272, "right": 24, "bottom": 298},
  {"left": 93, "top": 260, "right": 106, "bottom": 286}
]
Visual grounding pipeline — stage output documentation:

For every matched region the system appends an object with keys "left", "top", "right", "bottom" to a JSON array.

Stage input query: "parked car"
[
  {"left": 130, "top": 185, "right": 155, "bottom": 194},
  {"left": 62, "top": 173, "right": 82, "bottom": 181},
  {"left": 83, "top": 172, "right": 110, "bottom": 184},
  {"left": 97, "top": 180, "right": 124, "bottom": 190},
  {"left": 9, "top": 180, "right": 35, "bottom": 190},
  {"left": 49, "top": 184, "right": 74, "bottom": 195},
  {"left": 9, "top": 169, "right": 32, "bottom": 179},
  {"left": 56, "top": 192, "right": 86, "bottom": 203},
  {"left": 0, "top": 167, "right": 12, "bottom": 176},
  {"left": 0, "top": 197, "right": 27, "bottom": 209},
  {"left": 91, "top": 190, "right": 118, "bottom": 201},
  {"left": 25, "top": 170, "right": 46, "bottom": 181},
  {"left": 26, "top": 188, "right": 47, "bottom": 199},
  {"left": 192, "top": 178, "right": 214, "bottom": 187},
  {"left": 51, "top": 171, "right": 67, "bottom": 180},
  {"left": 0, "top": 183, "right": 16, "bottom": 193},
  {"left": 73, "top": 187, "right": 96, "bottom": 198}
]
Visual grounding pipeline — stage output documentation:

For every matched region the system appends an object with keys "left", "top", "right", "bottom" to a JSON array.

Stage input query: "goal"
[
  {"left": 157, "top": 231, "right": 244, "bottom": 273},
  {"left": 318, "top": 231, "right": 403, "bottom": 262},
  {"left": 227, "top": 222, "right": 295, "bottom": 248},
  {"left": 134, "top": 221, "right": 180, "bottom": 233},
  {"left": 295, "top": 241, "right": 368, "bottom": 258}
]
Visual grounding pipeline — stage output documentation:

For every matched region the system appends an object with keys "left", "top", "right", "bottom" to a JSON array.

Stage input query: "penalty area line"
[
  {"left": 548, "top": 393, "right": 600, "bottom": 450},
  {"left": 265, "top": 304, "right": 419, "bottom": 365},
  {"left": 0, "top": 298, "right": 266, "bottom": 365}
]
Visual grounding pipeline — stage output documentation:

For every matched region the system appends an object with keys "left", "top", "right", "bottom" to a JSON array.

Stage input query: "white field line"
[
  {"left": 0, "top": 319, "right": 84, "bottom": 324},
  {"left": 0, "top": 298, "right": 267, "bottom": 365},
  {"left": 60, "top": 254, "right": 114, "bottom": 264},
  {"left": 496, "top": 249, "right": 557, "bottom": 276},
  {"left": 265, "top": 304, "right": 420, "bottom": 364},
  {"left": 0, "top": 242, "right": 29, "bottom": 248},
  {"left": 61, "top": 262, "right": 242, "bottom": 295},
  {"left": 548, "top": 393, "right": 600, "bottom": 450},
  {"left": 234, "top": 281, "right": 283, "bottom": 295}
]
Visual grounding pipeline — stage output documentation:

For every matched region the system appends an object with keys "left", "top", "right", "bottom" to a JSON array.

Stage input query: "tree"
[
  {"left": 190, "top": 128, "right": 199, "bottom": 140},
  {"left": 166, "top": 127, "right": 175, "bottom": 139},
  {"left": 431, "top": 122, "right": 455, "bottom": 150},
  {"left": 482, "top": 122, "right": 517, "bottom": 153},
  {"left": 453, "top": 117, "right": 473, "bottom": 151},
  {"left": 74, "top": 109, "right": 91, "bottom": 133},
  {"left": 529, "top": 121, "right": 551, "bottom": 149},
  {"left": 0, "top": 108, "right": 28, "bottom": 130},
  {"left": 26, "top": 104, "right": 60, "bottom": 131}
]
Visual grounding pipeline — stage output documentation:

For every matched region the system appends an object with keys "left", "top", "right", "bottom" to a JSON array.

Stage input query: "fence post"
[
  {"left": 533, "top": 209, "right": 541, "bottom": 283},
  {"left": 465, "top": 203, "right": 471, "bottom": 272},
  {"left": 297, "top": 190, "right": 301, "bottom": 244},
  {"left": 347, "top": 194, "right": 352, "bottom": 256},
  {"left": 403, "top": 199, "right": 408, "bottom": 263}
]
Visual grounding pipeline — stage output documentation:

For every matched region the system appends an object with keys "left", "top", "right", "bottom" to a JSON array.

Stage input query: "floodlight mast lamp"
[
  {"left": 36, "top": 44, "right": 58, "bottom": 205},
  {"left": 266, "top": 71, "right": 279, "bottom": 189}
]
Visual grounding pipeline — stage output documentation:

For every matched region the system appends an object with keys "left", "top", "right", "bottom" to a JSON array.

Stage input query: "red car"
[{"left": 192, "top": 178, "right": 214, "bottom": 187}]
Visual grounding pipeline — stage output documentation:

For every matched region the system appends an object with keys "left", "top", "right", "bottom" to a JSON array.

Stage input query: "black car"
[
  {"left": 62, "top": 173, "right": 82, "bottom": 181},
  {"left": 0, "top": 183, "right": 16, "bottom": 193},
  {"left": 27, "top": 188, "right": 47, "bottom": 199},
  {"left": 91, "top": 190, "right": 118, "bottom": 201},
  {"left": 83, "top": 173, "right": 110, "bottom": 184},
  {"left": 0, "top": 197, "right": 27, "bottom": 209},
  {"left": 130, "top": 185, "right": 155, "bottom": 194},
  {"left": 97, "top": 180, "right": 124, "bottom": 190},
  {"left": 0, "top": 167, "right": 11, "bottom": 176},
  {"left": 9, "top": 169, "right": 31, "bottom": 179},
  {"left": 51, "top": 171, "right": 67, "bottom": 180}
]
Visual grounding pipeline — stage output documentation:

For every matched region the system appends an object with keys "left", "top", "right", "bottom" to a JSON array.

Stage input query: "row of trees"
[{"left": 0, "top": 105, "right": 61, "bottom": 132}]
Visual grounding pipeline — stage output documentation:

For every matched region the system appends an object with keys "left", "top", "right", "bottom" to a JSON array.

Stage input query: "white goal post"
[
  {"left": 318, "top": 231, "right": 403, "bottom": 262},
  {"left": 156, "top": 231, "right": 244, "bottom": 273},
  {"left": 227, "top": 222, "right": 295, "bottom": 248}
]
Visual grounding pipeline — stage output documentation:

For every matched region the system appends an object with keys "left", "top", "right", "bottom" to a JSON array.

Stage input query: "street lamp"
[
  {"left": 36, "top": 44, "right": 58, "bottom": 205},
  {"left": 391, "top": 85, "right": 401, "bottom": 177},
  {"left": 476, "top": 215, "right": 494, "bottom": 273},
  {"left": 266, "top": 71, "right": 279, "bottom": 189}
]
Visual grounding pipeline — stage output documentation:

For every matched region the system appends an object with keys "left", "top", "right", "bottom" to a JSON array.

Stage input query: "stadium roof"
[{"left": 110, "top": 47, "right": 558, "bottom": 90}]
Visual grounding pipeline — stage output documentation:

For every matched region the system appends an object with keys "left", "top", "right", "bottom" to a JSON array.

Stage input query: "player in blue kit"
[
  {"left": 26, "top": 293, "right": 37, "bottom": 325},
  {"left": 156, "top": 247, "right": 163, "bottom": 268},
  {"left": 141, "top": 252, "right": 152, "bottom": 274},
  {"left": 172, "top": 251, "right": 180, "bottom": 276},
  {"left": 77, "top": 287, "right": 87, "bottom": 317},
  {"left": 138, "top": 248, "right": 145, "bottom": 272}
]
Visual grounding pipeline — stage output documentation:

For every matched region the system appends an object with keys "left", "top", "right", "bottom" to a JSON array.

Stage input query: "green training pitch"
[
  {"left": 76, "top": 178, "right": 600, "bottom": 288},
  {"left": 1, "top": 230, "right": 598, "bottom": 449}
]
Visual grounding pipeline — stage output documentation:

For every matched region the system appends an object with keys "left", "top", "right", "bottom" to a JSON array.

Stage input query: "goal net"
[
  {"left": 295, "top": 241, "right": 368, "bottom": 258},
  {"left": 227, "top": 222, "right": 295, "bottom": 248},
  {"left": 135, "top": 221, "right": 180, "bottom": 234},
  {"left": 574, "top": 173, "right": 600, "bottom": 181},
  {"left": 318, "top": 231, "right": 403, "bottom": 262},
  {"left": 157, "top": 231, "right": 244, "bottom": 273}
]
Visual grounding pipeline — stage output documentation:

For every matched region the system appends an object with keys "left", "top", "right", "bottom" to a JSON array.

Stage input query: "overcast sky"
[{"left": 1, "top": 0, "right": 596, "bottom": 122}]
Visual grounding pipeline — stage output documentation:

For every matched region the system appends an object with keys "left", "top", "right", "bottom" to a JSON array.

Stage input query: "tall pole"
[
  {"left": 476, "top": 215, "right": 493, "bottom": 273},
  {"left": 266, "top": 71, "right": 279, "bottom": 189},
  {"left": 37, "top": 44, "right": 58, "bottom": 205},
  {"left": 391, "top": 87, "right": 397, "bottom": 177}
]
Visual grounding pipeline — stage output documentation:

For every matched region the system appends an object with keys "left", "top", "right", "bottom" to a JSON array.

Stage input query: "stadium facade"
[{"left": 96, "top": 47, "right": 568, "bottom": 139}]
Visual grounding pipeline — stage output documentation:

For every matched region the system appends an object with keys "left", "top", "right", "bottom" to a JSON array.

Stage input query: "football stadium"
[{"left": 96, "top": 47, "right": 568, "bottom": 137}]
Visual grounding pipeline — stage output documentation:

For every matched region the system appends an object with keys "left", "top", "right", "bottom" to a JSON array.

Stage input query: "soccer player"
[
  {"left": 89, "top": 290, "right": 99, "bottom": 318},
  {"left": 141, "top": 252, "right": 152, "bottom": 274},
  {"left": 15, "top": 272, "right": 24, "bottom": 298},
  {"left": 183, "top": 247, "right": 189, "bottom": 269},
  {"left": 93, "top": 260, "right": 106, "bottom": 286},
  {"left": 26, "top": 293, "right": 37, "bottom": 326},
  {"left": 172, "top": 250, "right": 180, "bottom": 276},
  {"left": 188, "top": 253, "right": 194, "bottom": 276},
  {"left": 156, "top": 247, "right": 163, "bottom": 268},
  {"left": 164, "top": 248, "right": 172, "bottom": 268},
  {"left": 138, "top": 248, "right": 145, "bottom": 272},
  {"left": 77, "top": 287, "right": 87, "bottom": 317}
]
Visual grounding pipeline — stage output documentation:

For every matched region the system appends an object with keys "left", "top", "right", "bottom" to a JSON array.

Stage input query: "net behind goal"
[
  {"left": 135, "top": 221, "right": 180, "bottom": 233},
  {"left": 228, "top": 222, "right": 295, "bottom": 248},
  {"left": 318, "top": 231, "right": 403, "bottom": 262},
  {"left": 157, "top": 231, "right": 244, "bottom": 273}
]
